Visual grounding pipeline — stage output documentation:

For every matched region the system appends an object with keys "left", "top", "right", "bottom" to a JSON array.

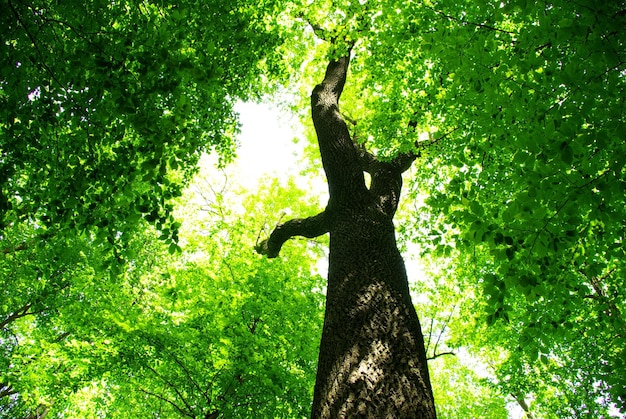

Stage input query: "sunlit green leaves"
[
  {"left": 393, "top": 1, "right": 626, "bottom": 415},
  {"left": 430, "top": 355, "right": 510, "bottom": 419},
  {"left": 1, "top": 0, "right": 295, "bottom": 252},
  {"left": 1, "top": 165, "right": 326, "bottom": 417}
]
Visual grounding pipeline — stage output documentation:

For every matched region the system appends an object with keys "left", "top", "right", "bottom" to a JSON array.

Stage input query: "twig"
[
  {"left": 8, "top": 0, "right": 67, "bottom": 90},
  {"left": 426, "top": 351, "right": 456, "bottom": 361},
  {"left": 138, "top": 387, "right": 195, "bottom": 418},
  {"left": 423, "top": 5, "right": 515, "bottom": 35}
]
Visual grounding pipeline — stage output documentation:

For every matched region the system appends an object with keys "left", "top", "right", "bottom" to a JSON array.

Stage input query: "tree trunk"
[
  {"left": 311, "top": 207, "right": 436, "bottom": 418},
  {"left": 256, "top": 52, "right": 436, "bottom": 418}
]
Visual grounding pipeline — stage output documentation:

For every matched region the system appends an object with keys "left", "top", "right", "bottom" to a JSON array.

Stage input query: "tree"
[
  {"left": 256, "top": 49, "right": 437, "bottom": 416},
  {"left": 394, "top": 1, "right": 626, "bottom": 415},
  {"left": 260, "top": 0, "right": 625, "bottom": 416},
  {"left": 1, "top": 170, "right": 326, "bottom": 417},
  {"left": 2, "top": 2, "right": 303, "bottom": 415},
  {"left": 1, "top": 0, "right": 292, "bottom": 251}
]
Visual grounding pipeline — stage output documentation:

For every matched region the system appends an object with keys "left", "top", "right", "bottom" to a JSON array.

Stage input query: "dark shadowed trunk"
[{"left": 256, "top": 53, "right": 436, "bottom": 418}]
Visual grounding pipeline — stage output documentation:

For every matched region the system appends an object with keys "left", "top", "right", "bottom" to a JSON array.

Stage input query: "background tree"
[
  {"left": 1, "top": 0, "right": 294, "bottom": 250},
  {"left": 2, "top": 1, "right": 304, "bottom": 415},
  {"left": 1, "top": 168, "right": 326, "bottom": 417},
  {"left": 394, "top": 1, "right": 626, "bottom": 415}
]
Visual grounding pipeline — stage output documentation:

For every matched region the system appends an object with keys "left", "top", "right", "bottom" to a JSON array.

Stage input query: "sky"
[{"left": 233, "top": 101, "right": 305, "bottom": 184}]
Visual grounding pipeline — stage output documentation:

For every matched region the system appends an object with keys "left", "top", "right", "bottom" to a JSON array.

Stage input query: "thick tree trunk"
[
  {"left": 257, "top": 53, "right": 436, "bottom": 418},
  {"left": 311, "top": 207, "right": 436, "bottom": 418}
]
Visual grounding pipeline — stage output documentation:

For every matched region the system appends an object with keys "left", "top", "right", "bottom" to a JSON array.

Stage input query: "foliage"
[
  {"left": 1, "top": 170, "right": 326, "bottom": 417},
  {"left": 405, "top": 2, "right": 625, "bottom": 415},
  {"left": 429, "top": 355, "right": 510, "bottom": 419},
  {"left": 414, "top": 243, "right": 625, "bottom": 418},
  {"left": 3, "top": 0, "right": 625, "bottom": 416},
  {"left": 405, "top": 247, "right": 510, "bottom": 418},
  {"left": 313, "top": 0, "right": 625, "bottom": 415},
  {"left": 0, "top": 0, "right": 296, "bottom": 249},
  {"left": 289, "top": 0, "right": 626, "bottom": 415}
]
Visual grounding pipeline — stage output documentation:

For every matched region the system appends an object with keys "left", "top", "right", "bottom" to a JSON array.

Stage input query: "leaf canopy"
[
  {"left": 1, "top": 0, "right": 296, "bottom": 248},
  {"left": 2, "top": 0, "right": 626, "bottom": 417}
]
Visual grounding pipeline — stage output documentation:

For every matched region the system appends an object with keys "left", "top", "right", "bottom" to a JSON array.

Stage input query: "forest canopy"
[{"left": 1, "top": 0, "right": 625, "bottom": 417}]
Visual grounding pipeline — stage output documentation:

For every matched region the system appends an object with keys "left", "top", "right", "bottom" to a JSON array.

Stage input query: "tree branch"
[
  {"left": 391, "top": 126, "right": 460, "bottom": 171},
  {"left": 255, "top": 211, "right": 329, "bottom": 258},
  {"left": 426, "top": 351, "right": 456, "bottom": 361},
  {"left": 431, "top": 302, "right": 458, "bottom": 358},
  {"left": 138, "top": 387, "right": 195, "bottom": 418},
  {"left": 1, "top": 242, "right": 29, "bottom": 255},
  {"left": 1, "top": 302, "right": 34, "bottom": 329},
  {"left": 314, "top": 54, "right": 351, "bottom": 106},
  {"left": 0, "top": 383, "right": 18, "bottom": 399},
  {"left": 511, "top": 392, "right": 536, "bottom": 419},
  {"left": 295, "top": 11, "right": 357, "bottom": 50},
  {"left": 311, "top": 54, "right": 370, "bottom": 206},
  {"left": 353, "top": 140, "right": 379, "bottom": 174},
  {"left": 424, "top": 5, "right": 515, "bottom": 34},
  {"left": 143, "top": 363, "right": 197, "bottom": 416},
  {"left": 25, "top": 404, "right": 50, "bottom": 419},
  {"left": 142, "top": 335, "right": 216, "bottom": 407}
]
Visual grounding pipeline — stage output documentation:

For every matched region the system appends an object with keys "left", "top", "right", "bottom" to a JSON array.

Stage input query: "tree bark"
[{"left": 257, "top": 53, "right": 436, "bottom": 418}]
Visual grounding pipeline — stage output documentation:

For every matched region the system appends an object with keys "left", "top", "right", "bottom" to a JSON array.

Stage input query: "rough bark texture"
[{"left": 257, "top": 53, "right": 436, "bottom": 418}]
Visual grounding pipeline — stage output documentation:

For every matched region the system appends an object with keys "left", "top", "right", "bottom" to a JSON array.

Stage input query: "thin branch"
[
  {"left": 511, "top": 392, "right": 536, "bottom": 419},
  {"left": 143, "top": 363, "right": 197, "bottom": 415},
  {"left": 424, "top": 5, "right": 515, "bottom": 35},
  {"left": 527, "top": 196, "right": 570, "bottom": 261},
  {"left": 221, "top": 257, "right": 237, "bottom": 282},
  {"left": 387, "top": 126, "right": 460, "bottom": 174},
  {"left": 195, "top": 174, "right": 228, "bottom": 220},
  {"left": 8, "top": 0, "right": 67, "bottom": 90},
  {"left": 138, "top": 388, "right": 195, "bottom": 418},
  {"left": 25, "top": 404, "right": 50, "bottom": 419},
  {"left": 144, "top": 336, "right": 214, "bottom": 406},
  {"left": 39, "top": 16, "right": 107, "bottom": 37},
  {"left": 1, "top": 302, "right": 34, "bottom": 329},
  {"left": 0, "top": 383, "right": 18, "bottom": 399},
  {"left": 53, "top": 331, "right": 70, "bottom": 343},
  {"left": 575, "top": 168, "right": 609, "bottom": 190},
  {"left": 413, "top": 126, "right": 459, "bottom": 155},
  {"left": 1, "top": 242, "right": 29, "bottom": 255},
  {"left": 426, "top": 351, "right": 456, "bottom": 361},
  {"left": 580, "top": 268, "right": 625, "bottom": 337},
  {"left": 432, "top": 303, "right": 458, "bottom": 358},
  {"left": 168, "top": 350, "right": 213, "bottom": 406},
  {"left": 296, "top": 12, "right": 351, "bottom": 46}
]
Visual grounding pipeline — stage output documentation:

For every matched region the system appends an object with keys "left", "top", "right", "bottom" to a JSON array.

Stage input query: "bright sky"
[{"left": 233, "top": 101, "right": 304, "bottom": 182}]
